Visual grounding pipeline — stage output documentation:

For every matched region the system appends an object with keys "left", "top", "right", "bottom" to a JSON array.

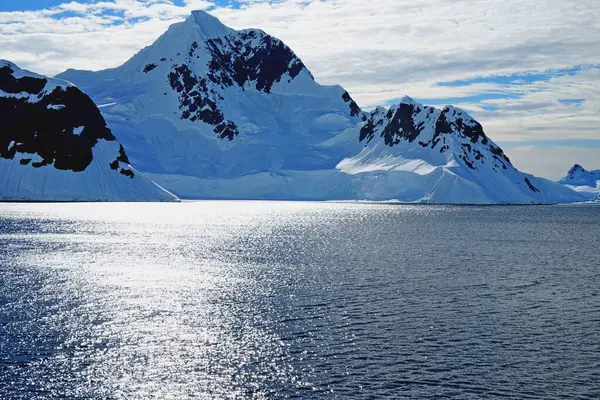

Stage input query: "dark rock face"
[
  {"left": 360, "top": 104, "right": 426, "bottom": 145},
  {"left": 430, "top": 107, "right": 512, "bottom": 171},
  {"left": 188, "top": 41, "right": 199, "bottom": 57},
  {"left": 168, "top": 64, "right": 238, "bottom": 140},
  {"left": 163, "top": 30, "right": 361, "bottom": 140},
  {"left": 567, "top": 164, "right": 584, "bottom": 175},
  {"left": 143, "top": 63, "right": 158, "bottom": 73},
  {"left": 0, "top": 68, "right": 46, "bottom": 94},
  {"left": 202, "top": 30, "right": 309, "bottom": 93},
  {"left": 524, "top": 177, "right": 540, "bottom": 193},
  {"left": 342, "top": 91, "right": 362, "bottom": 118},
  {"left": 432, "top": 107, "right": 488, "bottom": 146},
  {"left": 359, "top": 102, "right": 513, "bottom": 172},
  {"left": 359, "top": 119, "right": 379, "bottom": 143},
  {"left": 0, "top": 65, "right": 134, "bottom": 176},
  {"left": 165, "top": 30, "right": 312, "bottom": 141},
  {"left": 382, "top": 105, "right": 425, "bottom": 145},
  {"left": 120, "top": 169, "right": 134, "bottom": 178}
]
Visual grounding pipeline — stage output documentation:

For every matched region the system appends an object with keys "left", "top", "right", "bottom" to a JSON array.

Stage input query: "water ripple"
[{"left": 1, "top": 201, "right": 599, "bottom": 398}]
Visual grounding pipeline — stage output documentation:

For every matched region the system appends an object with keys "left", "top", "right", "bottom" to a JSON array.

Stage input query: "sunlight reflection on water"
[{"left": 1, "top": 201, "right": 599, "bottom": 398}]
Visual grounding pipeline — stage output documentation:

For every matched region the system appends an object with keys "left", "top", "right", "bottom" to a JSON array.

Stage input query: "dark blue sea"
[{"left": 1, "top": 202, "right": 599, "bottom": 399}]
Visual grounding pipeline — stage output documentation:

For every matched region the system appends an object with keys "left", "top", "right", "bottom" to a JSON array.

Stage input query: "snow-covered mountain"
[
  {"left": 58, "top": 10, "right": 584, "bottom": 204},
  {"left": 559, "top": 164, "right": 600, "bottom": 187},
  {"left": 58, "top": 11, "right": 362, "bottom": 181},
  {"left": 0, "top": 61, "right": 177, "bottom": 201},
  {"left": 558, "top": 164, "right": 600, "bottom": 201},
  {"left": 333, "top": 98, "right": 584, "bottom": 204}
]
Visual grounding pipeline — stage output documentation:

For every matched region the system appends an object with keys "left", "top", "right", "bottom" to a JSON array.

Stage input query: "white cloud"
[
  {"left": 442, "top": 68, "right": 600, "bottom": 142},
  {"left": 0, "top": 0, "right": 214, "bottom": 73}
]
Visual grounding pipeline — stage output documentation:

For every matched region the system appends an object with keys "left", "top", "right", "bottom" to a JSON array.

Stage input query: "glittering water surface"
[{"left": 1, "top": 202, "right": 599, "bottom": 399}]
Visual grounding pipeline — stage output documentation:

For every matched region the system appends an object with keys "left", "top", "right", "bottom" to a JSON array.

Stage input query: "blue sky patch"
[
  {"left": 559, "top": 99, "right": 585, "bottom": 107},
  {"left": 437, "top": 66, "right": 593, "bottom": 87},
  {"left": 0, "top": 0, "right": 95, "bottom": 12}
]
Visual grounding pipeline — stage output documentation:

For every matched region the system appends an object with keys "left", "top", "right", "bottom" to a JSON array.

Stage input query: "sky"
[{"left": 1, "top": 0, "right": 599, "bottom": 179}]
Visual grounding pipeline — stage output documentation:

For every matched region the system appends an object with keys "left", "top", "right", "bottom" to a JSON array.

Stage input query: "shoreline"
[{"left": 0, "top": 199, "right": 597, "bottom": 206}]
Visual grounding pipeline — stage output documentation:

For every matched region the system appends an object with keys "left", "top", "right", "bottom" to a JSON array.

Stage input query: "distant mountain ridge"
[
  {"left": 559, "top": 164, "right": 600, "bottom": 187},
  {"left": 0, "top": 61, "right": 177, "bottom": 201},
  {"left": 54, "top": 10, "right": 584, "bottom": 204},
  {"left": 557, "top": 164, "right": 600, "bottom": 202},
  {"left": 358, "top": 98, "right": 512, "bottom": 172},
  {"left": 335, "top": 97, "right": 581, "bottom": 203}
]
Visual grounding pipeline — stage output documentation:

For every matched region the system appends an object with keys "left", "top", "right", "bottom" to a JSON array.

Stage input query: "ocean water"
[{"left": 1, "top": 201, "right": 599, "bottom": 399}]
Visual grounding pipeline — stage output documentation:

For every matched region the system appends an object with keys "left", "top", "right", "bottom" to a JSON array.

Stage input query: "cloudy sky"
[{"left": 1, "top": 0, "right": 599, "bottom": 178}]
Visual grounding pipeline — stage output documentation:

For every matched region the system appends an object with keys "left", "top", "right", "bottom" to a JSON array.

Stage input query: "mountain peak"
[
  {"left": 358, "top": 98, "right": 515, "bottom": 174},
  {"left": 559, "top": 163, "right": 599, "bottom": 187},
  {"left": 188, "top": 9, "right": 219, "bottom": 23},
  {"left": 0, "top": 59, "right": 15, "bottom": 69},
  {"left": 1, "top": 59, "right": 29, "bottom": 76},
  {"left": 184, "top": 10, "right": 231, "bottom": 39},
  {"left": 1, "top": 59, "right": 68, "bottom": 93},
  {"left": 398, "top": 95, "right": 420, "bottom": 107},
  {"left": 568, "top": 164, "right": 585, "bottom": 174}
]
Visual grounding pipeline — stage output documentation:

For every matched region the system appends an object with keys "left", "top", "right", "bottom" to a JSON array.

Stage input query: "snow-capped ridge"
[
  {"left": 1, "top": 59, "right": 69, "bottom": 100},
  {"left": 186, "top": 9, "right": 234, "bottom": 39},
  {"left": 559, "top": 164, "right": 600, "bottom": 187},
  {"left": 567, "top": 164, "right": 585, "bottom": 175},
  {"left": 398, "top": 95, "right": 421, "bottom": 107},
  {"left": 558, "top": 164, "right": 600, "bottom": 202},
  {"left": 340, "top": 98, "right": 582, "bottom": 203},
  {"left": 441, "top": 105, "right": 479, "bottom": 127},
  {"left": 359, "top": 100, "right": 496, "bottom": 159},
  {"left": 340, "top": 98, "right": 584, "bottom": 203}
]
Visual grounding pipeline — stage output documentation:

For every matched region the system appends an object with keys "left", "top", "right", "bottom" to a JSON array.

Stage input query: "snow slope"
[
  {"left": 0, "top": 61, "right": 177, "bottom": 201},
  {"left": 58, "top": 11, "right": 584, "bottom": 204}
]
